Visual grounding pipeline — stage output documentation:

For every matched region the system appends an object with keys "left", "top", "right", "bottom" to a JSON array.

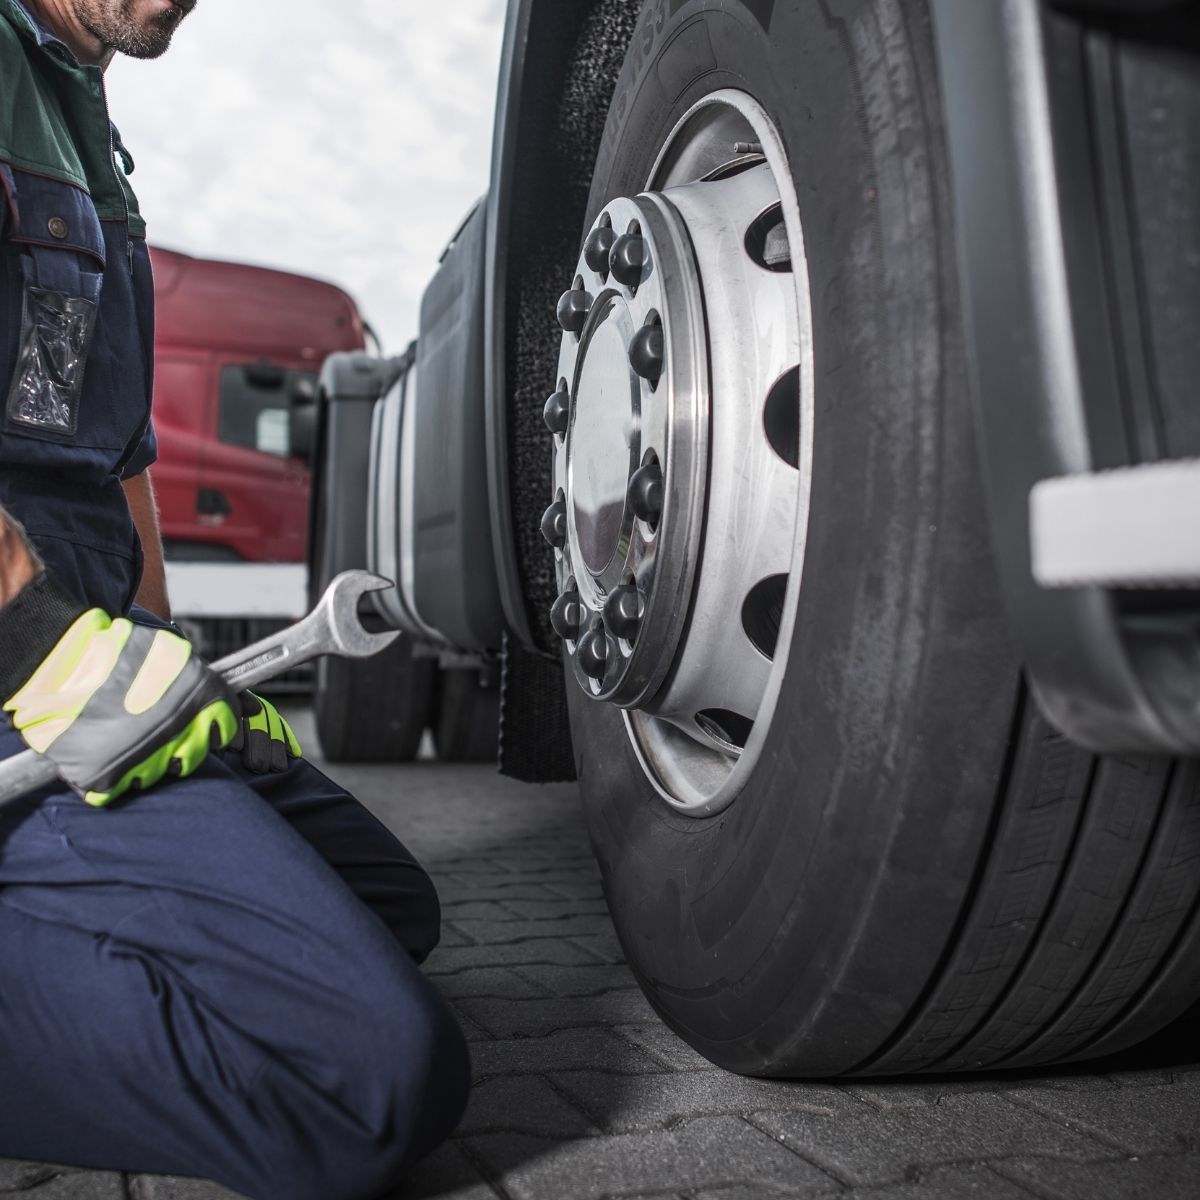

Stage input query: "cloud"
[{"left": 105, "top": 0, "right": 506, "bottom": 352}]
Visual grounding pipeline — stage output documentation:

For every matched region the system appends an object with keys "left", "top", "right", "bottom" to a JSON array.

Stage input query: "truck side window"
[{"left": 218, "top": 363, "right": 317, "bottom": 458}]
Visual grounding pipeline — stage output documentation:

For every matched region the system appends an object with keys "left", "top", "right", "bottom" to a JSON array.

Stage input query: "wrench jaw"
[{"left": 323, "top": 571, "right": 403, "bottom": 659}]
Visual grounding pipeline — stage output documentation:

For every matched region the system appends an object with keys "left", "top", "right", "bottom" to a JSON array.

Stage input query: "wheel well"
[{"left": 489, "top": 0, "right": 642, "bottom": 656}]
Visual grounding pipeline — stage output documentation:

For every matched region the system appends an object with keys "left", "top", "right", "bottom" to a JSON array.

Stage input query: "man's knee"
[{"left": 248, "top": 965, "right": 470, "bottom": 1200}]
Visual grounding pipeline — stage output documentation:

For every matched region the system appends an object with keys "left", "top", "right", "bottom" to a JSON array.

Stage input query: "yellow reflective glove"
[
  {"left": 230, "top": 691, "right": 302, "bottom": 774},
  {"left": 4, "top": 607, "right": 239, "bottom": 806}
]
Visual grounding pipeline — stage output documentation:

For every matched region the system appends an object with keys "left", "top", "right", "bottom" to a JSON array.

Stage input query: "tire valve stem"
[{"left": 734, "top": 141, "right": 763, "bottom": 155}]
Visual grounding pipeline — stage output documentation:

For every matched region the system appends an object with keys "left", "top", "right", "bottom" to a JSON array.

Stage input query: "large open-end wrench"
[{"left": 0, "top": 571, "right": 400, "bottom": 808}]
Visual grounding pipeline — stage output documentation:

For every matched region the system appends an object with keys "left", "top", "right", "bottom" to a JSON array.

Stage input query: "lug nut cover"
[
  {"left": 584, "top": 225, "right": 616, "bottom": 276},
  {"left": 540, "top": 497, "right": 568, "bottom": 549},
  {"left": 629, "top": 323, "right": 664, "bottom": 383},
  {"left": 604, "top": 584, "right": 641, "bottom": 641},
  {"left": 551, "top": 587, "right": 582, "bottom": 641},
  {"left": 556, "top": 285, "right": 591, "bottom": 334},
  {"left": 543, "top": 387, "right": 570, "bottom": 435},
  {"left": 576, "top": 626, "right": 609, "bottom": 680},
  {"left": 609, "top": 234, "right": 646, "bottom": 288},
  {"left": 629, "top": 462, "right": 664, "bottom": 526}
]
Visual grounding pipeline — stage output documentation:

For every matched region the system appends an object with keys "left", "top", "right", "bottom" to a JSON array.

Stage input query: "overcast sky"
[{"left": 105, "top": 0, "right": 508, "bottom": 353}]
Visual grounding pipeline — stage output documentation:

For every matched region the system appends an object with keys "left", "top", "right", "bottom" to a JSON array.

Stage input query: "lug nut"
[
  {"left": 550, "top": 586, "right": 582, "bottom": 641},
  {"left": 540, "top": 496, "right": 567, "bottom": 549},
  {"left": 556, "top": 284, "right": 591, "bottom": 334},
  {"left": 629, "top": 323, "right": 664, "bottom": 384},
  {"left": 543, "top": 386, "right": 570, "bottom": 435},
  {"left": 628, "top": 461, "right": 664, "bottom": 526},
  {"left": 584, "top": 225, "right": 616, "bottom": 276},
  {"left": 576, "top": 625, "right": 609, "bottom": 680},
  {"left": 604, "top": 584, "right": 641, "bottom": 641},
  {"left": 609, "top": 234, "right": 646, "bottom": 288}
]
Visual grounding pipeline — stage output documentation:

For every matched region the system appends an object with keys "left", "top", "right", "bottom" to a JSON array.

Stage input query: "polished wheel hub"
[{"left": 544, "top": 90, "right": 815, "bottom": 816}]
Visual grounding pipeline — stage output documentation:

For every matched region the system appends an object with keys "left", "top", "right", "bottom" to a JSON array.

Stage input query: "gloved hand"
[
  {"left": 2, "top": 579, "right": 239, "bottom": 806},
  {"left": 230, "top": 691, "right": 302, "bottom": 773}
]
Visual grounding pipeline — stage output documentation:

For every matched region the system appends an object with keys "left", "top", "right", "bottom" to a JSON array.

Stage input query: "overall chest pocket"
[{"left": 1, "top": 165, "right": 106, "bottom": 443}]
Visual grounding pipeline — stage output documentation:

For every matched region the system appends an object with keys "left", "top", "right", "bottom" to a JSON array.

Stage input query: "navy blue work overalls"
[{"left": 0, "top": 6, "right": 468, "bottom": 1197}]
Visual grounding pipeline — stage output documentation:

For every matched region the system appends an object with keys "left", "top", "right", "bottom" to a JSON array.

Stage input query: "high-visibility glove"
[
  {"left": 0, "top": 574, "right": 239, "bottom": 806},
  {"left": 230, "top": 691, "right": 302, "bottom": 773}
]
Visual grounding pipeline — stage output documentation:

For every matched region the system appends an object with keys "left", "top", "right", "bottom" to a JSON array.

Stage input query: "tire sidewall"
[{"left": 567, "top": 0, "right": 1019, "bottom": 1073}]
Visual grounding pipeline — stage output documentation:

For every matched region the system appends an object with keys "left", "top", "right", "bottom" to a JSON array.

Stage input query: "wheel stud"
[
  {"left": 584, "top": 225, "right": 616, "bottom": 276},
  {"left": 550, "top": 585, "right": 582, "bottom": 641},
  {"left": 556, "top": 283, "right": 591, "bottom": 334},
  {"left": 540, "top": 496, "right": 567, "bottom": 549},
  {"left": 576, "top": 624, "right": 609, "bottom": 680},
  {"left": 628, "top": 461, "right": 664, "bottom": 526},
  {"left": 604, "top": 584, "right": 641, "bottom": 641},
  {"left": 629, "top": 323, "right": 663, "bottom": 384},
  {"left": 609, "top": 234, "right": 646, "bottom": 288},
  {"left": 543, "top": 386, "right": 570, "bottom": 436}
]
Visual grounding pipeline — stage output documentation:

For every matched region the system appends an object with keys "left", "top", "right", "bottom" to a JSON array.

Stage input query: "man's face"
[{"left": 72, "top": 0, "right": 196, "bottom": 60}]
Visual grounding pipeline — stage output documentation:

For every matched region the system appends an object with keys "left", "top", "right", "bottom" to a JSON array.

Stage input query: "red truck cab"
[{"left": 150, "top": 247, "right": 368, "bottom": 564}]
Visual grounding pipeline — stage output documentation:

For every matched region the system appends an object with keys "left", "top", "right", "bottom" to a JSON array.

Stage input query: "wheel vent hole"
[
  {"left": 745, "top": 203, "right": 791, "bottom": 272},
  {"left": 764, "top": 366, "right": 800, "bottom": 469},
  {"left": 742, "top": 574, "right": 788, "bottom": 660},
  {"left": 696, "top": 709, "right": 753, "bottom": 753}
]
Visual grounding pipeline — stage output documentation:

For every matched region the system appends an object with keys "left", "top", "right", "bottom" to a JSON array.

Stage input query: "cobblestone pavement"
[{"left": 4, "top": 706, "right": 1200, "bottom": 1200}]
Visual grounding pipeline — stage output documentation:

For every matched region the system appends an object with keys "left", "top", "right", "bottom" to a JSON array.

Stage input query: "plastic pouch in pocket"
[{"left": 5, "top": 278, "right": 99, "bottom": 436}]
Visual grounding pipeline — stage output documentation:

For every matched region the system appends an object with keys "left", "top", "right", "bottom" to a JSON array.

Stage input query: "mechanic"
[{"left": 0, "top": 2, "right": 469, "bottom": 1198}]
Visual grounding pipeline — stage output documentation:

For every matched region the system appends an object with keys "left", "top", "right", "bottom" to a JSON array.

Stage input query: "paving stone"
[
  {"left": 1007, "top": 1076, "right": 1200, "bottom": 1155},
  {"left": 500, "top": 898, "right": 612, "bottom": 920},
  {"left": 128, "top": 1177, "right": 244, "bottom": 1199},
  {"left": 994, "top": 1153, "right": 1200, "bottom": 1200},
  {"left": 468, "top": 1028, "right": 666, "bottom": 1080},
  {"left": 432, "top": 967, "right": 551, "bottom": 1001},
  {"left": 568, "top": 932, "right": 628, "bottom": 963},
  {"left": 422, "top": 940, "right": 602, "bottom": 974},
  {"left": 444, "top": 871, "right": 602, "bottom": 890},
  {"left": 752, "top": 1093, "right": 1113, "bottom": 1186},
  {"left": 386, "top": 1143, "right": 499, "bottom": 1199},
  {"left": 465, "top": 1116, "right": 836, "bottom": 1199},
  {"left": 693, "top": 1163, "right": 1035, "bottom": 1199},
  {"left": 458, "top": 1076, "right": 600, "bottom": 1138},
  {"left": 614, "top": 1023, "right": 718, "bottom": 1072},
  {"left": 456, "top": 990, "right": 658, "bottom": 1038},
  {"left": 539, "top": 879, "right": 608, "bottom": 901},
  {"left": 437, "top": 884, "right": 565, "bottom": 904},
  {"left": 451, "top": 1005, "right": 497, "bottom": 1042},
  {"left": 846, "top": 1078, "right": 1037, "bottom": 1109},
  {"left": 513, "top": 963, "right": 639, "bottom": 997},
  {"left": 449, "top": 915, "right": 617, "bottom": 945},
  {"left": 551, "top": 1070, "right": 851, "bottom": 1133},
  {"left": 440, "top": 901, "right": 525, "bottom": 921},
  {"left": 0, "top": 1163, "right": 126, "bottom": 1198},
  {"left": 436, "top": 923, "right": 474, "bottom": 948}
]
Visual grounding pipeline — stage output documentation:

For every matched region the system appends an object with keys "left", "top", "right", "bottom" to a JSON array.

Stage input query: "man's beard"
[{"left": 74, "top": 0, "right": 186, "bottom": 60}]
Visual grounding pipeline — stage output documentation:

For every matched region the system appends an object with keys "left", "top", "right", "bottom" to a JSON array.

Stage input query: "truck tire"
[
  {"left": 549, "top": 0, "right": 1200, "bottom": 1076},
  {"left": 433, "top": 668, "right": 501, "bottom": 764},
  {"left": 310, "top": 356, "right": 434, "bottom": 763}
]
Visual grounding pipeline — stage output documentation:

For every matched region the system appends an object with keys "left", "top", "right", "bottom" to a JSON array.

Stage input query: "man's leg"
[
  {"left": 0, "top": 728, "right": 470, "bottom": 1200},
  {"left": 222, "top": 749, "right": 442, "bottom": 964}
]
